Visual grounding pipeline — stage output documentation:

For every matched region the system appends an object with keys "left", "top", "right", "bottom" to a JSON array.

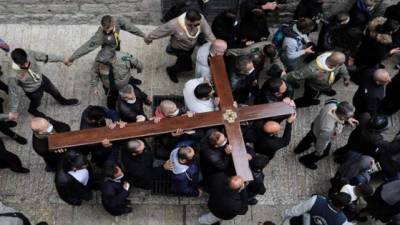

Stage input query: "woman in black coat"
[{"left": 55, "top": 150, "right": 93, "bottom": 206}]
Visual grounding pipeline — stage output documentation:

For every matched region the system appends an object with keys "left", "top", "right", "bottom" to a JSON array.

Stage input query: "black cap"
[{"left": 368, "top": 115, "right": 390, "bottom": 131}]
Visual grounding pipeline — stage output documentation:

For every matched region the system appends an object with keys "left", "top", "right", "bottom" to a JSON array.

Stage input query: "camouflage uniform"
[
  {"left": 90, "top": 51, "right": 143, "bottom": 109},
  {"left": 70, "top": 17, "right": 145, "bottom": 61},
  {"left": 7, "top": 50, "right": 76, "bottom": 117}
]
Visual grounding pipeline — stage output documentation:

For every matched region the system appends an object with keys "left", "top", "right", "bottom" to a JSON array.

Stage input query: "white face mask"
[
  {"left": 169, "top": 109, "right": 180, "bottom": 117},
  {"left": 46, "top": 124, "right": 54, "bottom": 133},
  {"left": 218, "top": 138, "right": 228, "bottom": 147},
  {"left": 126, "top": 98, "right": 136, "bottom": 104},
  {"left": 246, "top": 67, "right": 255, "bottom": 75},
  {"left": 115, "top": 174, "right": 124, "bottom": 180}
]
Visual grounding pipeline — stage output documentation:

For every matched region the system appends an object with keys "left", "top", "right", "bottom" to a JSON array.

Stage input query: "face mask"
[
  {"left": 246, "top": 68, "right": 255, "bottom": 75},
  {"left": 218, "top": 138, "right": 228, "bottom": 147},
  {"left": 169, "top": 109, "right": 180, "bottom": 117},
  {"left": 115, "top": 174, "right": 124, "bottom": 180},
  {"left": 126, "top": 98, "right": 136, "bottom": 104},
  {"left": 46, "top": 123, "right": 54, "bottom": 134}
]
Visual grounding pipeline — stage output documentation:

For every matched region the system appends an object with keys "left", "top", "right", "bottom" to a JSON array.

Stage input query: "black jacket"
[
  {"left": 365, "top": 179, "right": 400, "bottom": 223},
  {"left": 207, "top": 173, "right": 249, "bottom": 220},
  {"left": 212, "top": 10, "right": 237, "bottom": 48},
  {"left": 353, "top": 69, "right": 385, "bottom": 117},
  {"left": 255, "top": 80, "right": 293, "bottom": 105},
  {"left": 116, "top": 85, "right": 148, "bottom": 123},
  {"left": 55, "top": 164, "right": 93, "bottom": 206},
  {"left": 247, "top": 121, "right": 292, "bottom": 159},
  {"left": 348, "top": 0, "right": 373, "bottom": 30},
  {"left": 101, "top": 178, "right": 129, "bottom": 216},
  {"left": 121, "top": 144, "right": 154, "bottom": 190},
  {"left": 379, "top": 72, "right": 400, "bottom": 115},
  {"left": 344, "top": 113, "right": 386, "bottom": 158},
  {"left": 199, "top": 140, "right": 233, "bottom": 178},
  {"left": 32, "top": 118, "right": 70, "bottom": 170},
  {"left": 293, "top": 0, "right": 323, "bottom": 20}
]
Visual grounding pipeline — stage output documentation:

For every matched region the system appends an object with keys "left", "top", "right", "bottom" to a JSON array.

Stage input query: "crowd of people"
[{"left": 1, "top": 0, "right": 400, "bottom": 225}]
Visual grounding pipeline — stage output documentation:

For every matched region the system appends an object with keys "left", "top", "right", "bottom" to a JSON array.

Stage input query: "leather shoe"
[
  {"left": 299, "top": 157, "right": 317, "bottom": 170},
  {"left": 13, "top": 167, "right": 30, "bottom": 173},
  {"left": 5, "top": 121, "right": 17, "bottom": 128},
  {"left": 61, "top": 99, "right": 80, "bottom": 106},
  {"left": 131, "top": 78, "right": 142, "bottom": 85},
  {"left": 13, "top": 135, "right": 27, "bottom": 145},
  {"left": 321, "top": 89, "right": 336, "bottom": 97},
  {"left": 248, "top": 198, "right": 258, "bottom": 205},
  {"left": 166, "top": 67, "right": 178, "bottom": 83}
]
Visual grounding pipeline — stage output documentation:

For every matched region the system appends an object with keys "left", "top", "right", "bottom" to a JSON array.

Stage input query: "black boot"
[
  {"left": 166, "top": 67, "right": 178, "bottom": 83},
  {"left": 13, "top": 134, "right": 27, "bottom": 145},
  {"left": 60, "top": 98, "right": 80, "bottom": 106},
  {"left": 299, "top": 153, "right": 319, "bottom": 170}
]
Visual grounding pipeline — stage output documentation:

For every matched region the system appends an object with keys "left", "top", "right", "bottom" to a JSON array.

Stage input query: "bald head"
[
  {"left": 30, "top": 117, "right": 49, "bottom": 133},
  {"left": 373, "top": 69, "right": 391, "bottom": 85},
  {"left": 211, "top": 39, "right": 227, "bottom": 56},
  {"left": 327, "top": 51, "right": 346, "bottom": 68},
  {"left": 229, "top": 176, "right": 244, "bottom": 191},
  {"left": 263, "top": 121, "right": 281, "bottom": 135}
]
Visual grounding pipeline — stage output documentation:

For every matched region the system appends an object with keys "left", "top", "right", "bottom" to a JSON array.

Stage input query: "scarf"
[
  {"left": 316, "top": 52, "right": 336, "bottom": 85},
  {"left": 170, "top": 148, "right": 189, "bottom": 174},
  {"left": 177, "top": 13, "right": 200, "bottom": 39},
  {"left": 12, "top": 62, "right": 40, "bottom": 82}
]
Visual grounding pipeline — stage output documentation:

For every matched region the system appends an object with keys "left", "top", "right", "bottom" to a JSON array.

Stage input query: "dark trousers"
[
  {"left": 0, "top": 138, "right": 25, "bottom": 172},
  {"left": 294, "top": 82, "right": 321, "bottom": 108},
  {"left": 0, "top": 80, "right": 8, "bottom": 94},
  {"left": 295, "top": 128, "right": 331, "bottom": 164},
  {"left": 25, "top": 75, "right": 69, "bottom": 117},
  {"left": 166, "top": 45, "right": 194, "bottom": 75},
  {"left": 0, "top": 98, "right": 20, "bottom": 139}
]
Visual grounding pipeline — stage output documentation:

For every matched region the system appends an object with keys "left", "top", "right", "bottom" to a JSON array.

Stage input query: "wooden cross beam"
[{"left": 48, "top": 55, "right": 295, "bottom": 181}]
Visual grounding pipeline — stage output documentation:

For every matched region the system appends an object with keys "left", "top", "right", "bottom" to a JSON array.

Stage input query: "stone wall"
[
  {"left": 0, "top": 0, "right": 396, "bottom": 25},
  {"left": 0, "top": 0, "right": 162, "bottom": 25}
]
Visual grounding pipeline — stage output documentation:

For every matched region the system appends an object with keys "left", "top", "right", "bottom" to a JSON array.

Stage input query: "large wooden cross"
[{"left": 49, "top": 55, "right": 295, "bottom": 181}]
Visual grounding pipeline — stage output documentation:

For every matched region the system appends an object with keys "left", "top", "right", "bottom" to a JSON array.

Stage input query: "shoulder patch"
[
  {"left": 121, "top": 55, "right": 131, "bottom": 62},
  {"left": 89, "top": 42, "right": 96, "bottom": 48}
]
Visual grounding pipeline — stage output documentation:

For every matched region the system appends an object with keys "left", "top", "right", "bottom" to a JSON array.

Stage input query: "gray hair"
[
  {"left": 336, "top": 101, "right": 354, "bottom": 118},
  {"left": 119, "top": 84, "right": 134, "bottom": 96}
]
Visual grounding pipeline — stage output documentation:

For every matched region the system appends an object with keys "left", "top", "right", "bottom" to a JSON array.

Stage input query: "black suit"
[
  {"left": 353, "top": 69, "right": 385, "bottom": 117},
  {"left": 199, "top": 141, "right": 233, "bottom": 179},
  {"left": 247, "top": 121, "right": 292, "bottom": 159},
  {"left": 32, "top": 118, "right": 70, "bottom": 171},
  {"left": 0, "top": 138, "right": 25, "bottom": 172},
  {"left": 101, "top": 178, "right": 129, "bottom": 216},
  {"left": 116, "top": 85, "right": 148, "bottom": 123},
  {"left": 379, "top": 72, "right": 400, "bottom": 115},
  {"left": 334, "top": 113, "right": 386, "bottom": 159},
  {"left": 121, "top": 143, "right": 154, "bottom": 190},
  {"left": 55, "top": 166, "right": 93, "bottom": 206},
  {"left": 207, "top": 173, "right": 249, "bottom": 220}
]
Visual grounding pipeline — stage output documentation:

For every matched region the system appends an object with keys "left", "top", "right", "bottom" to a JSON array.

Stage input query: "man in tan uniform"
[{"left": 144, "top": 9, "right": 215, "bottom": 83}]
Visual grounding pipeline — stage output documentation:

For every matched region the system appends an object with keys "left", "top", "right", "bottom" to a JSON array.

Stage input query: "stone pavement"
[{"left": 0, "top": 24, "right": 398, "bottom": 225}]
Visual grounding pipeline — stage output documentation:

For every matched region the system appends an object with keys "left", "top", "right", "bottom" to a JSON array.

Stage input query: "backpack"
[{"left": 272, "top": 23, "right": 305, "bottom": 50}]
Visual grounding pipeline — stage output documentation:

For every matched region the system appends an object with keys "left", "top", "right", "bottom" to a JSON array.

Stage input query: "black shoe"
[
  {"left": 123, "top": 207, "right": 133, "bottom": 214},
  {"left": 166, "top": 67, "right": 179, "bottom": 83},
  {"left": 131, "top": 78, "right": 142, "bottom": 85},
  {"left": 355, "top": 216, "right": 368, "bottom": 222},
  {"left": 309, "top": 99, "right": 320, "bottom": 106},
  {"left": 248, "top": 198, "right": 258, "bottom": 205},
  {"left": 321, "top": 89, "right": 336, "bottom": 97},
  {"left": 299, "top": 157, "right": 317, "bottom": 170},
  {"left": 13, "top": 167, "right": 30, "bottom": 173},
  {"left": 61, "top": 99, "right": 80, "bottom": 106},
  {"left": 5, "top": 121, "right": 17, "bottom": 128},
  {"left": 13, "top": 135, "right": 27, "bottom": 145}
]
